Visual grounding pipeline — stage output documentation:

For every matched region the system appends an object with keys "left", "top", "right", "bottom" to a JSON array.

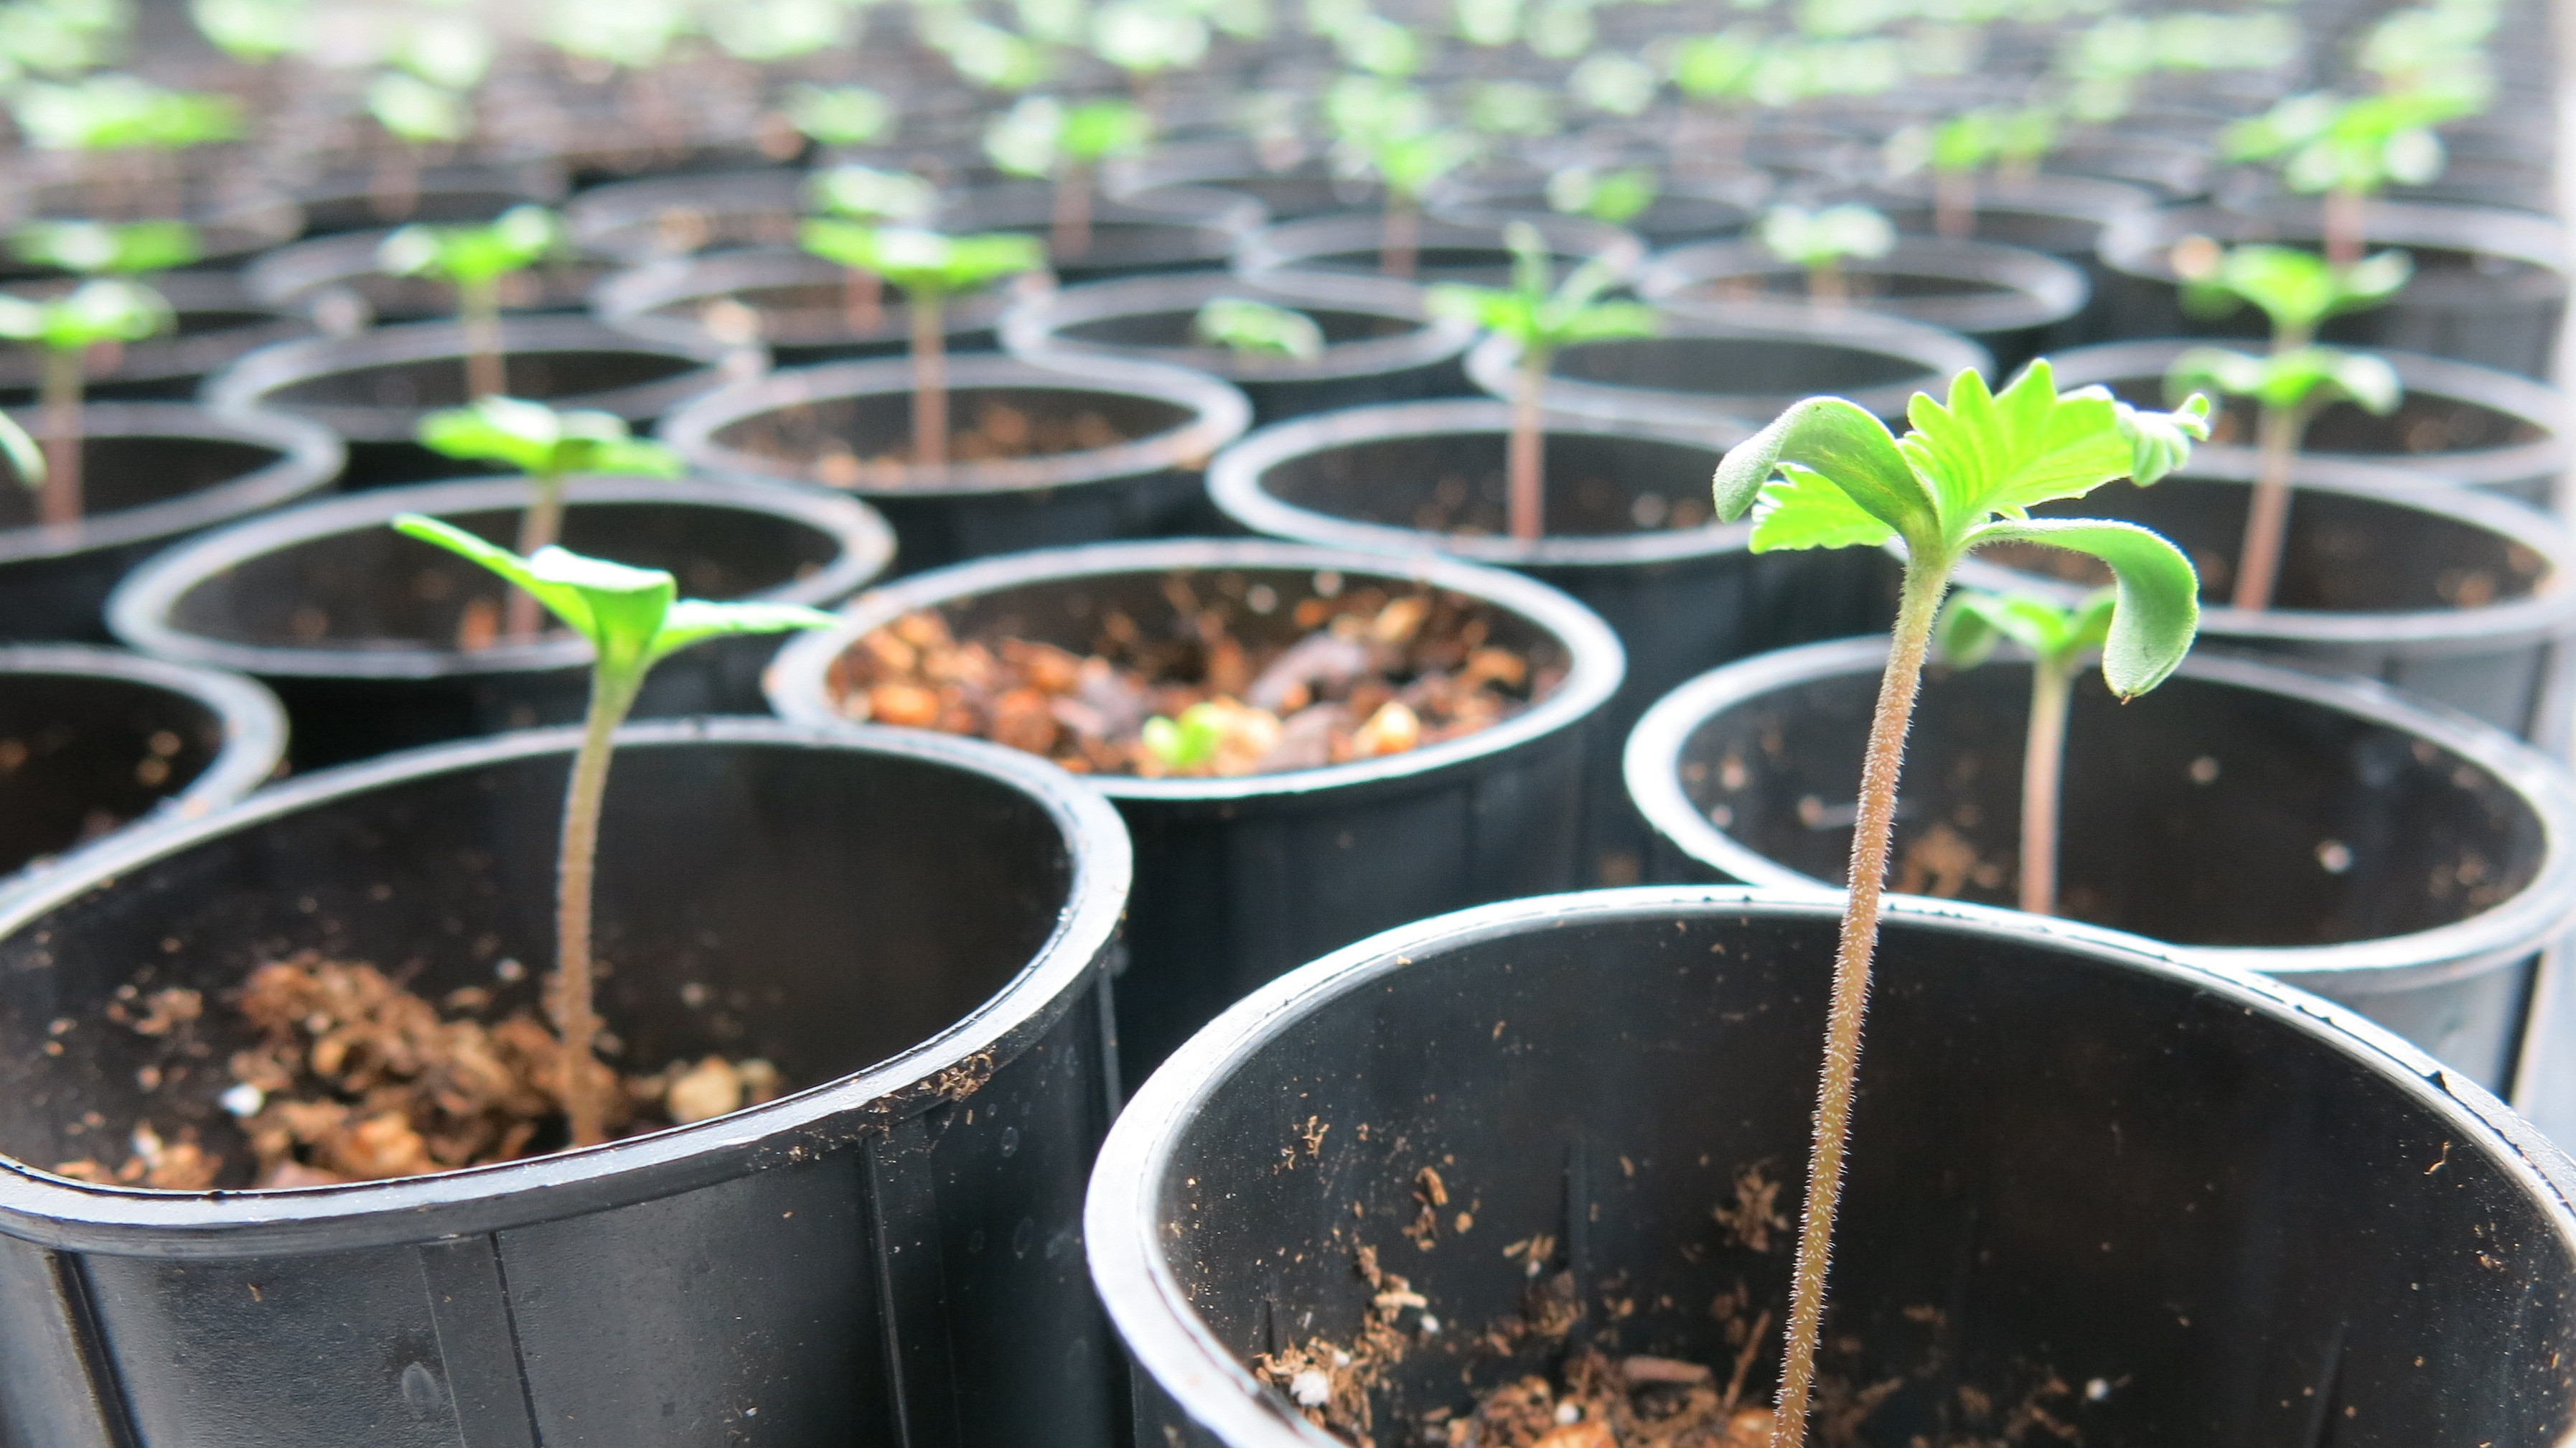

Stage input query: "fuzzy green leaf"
[
  {"left": 1748, "top": 467, "right": 1899, "bottom": 551},
  {"left": 1900, "top": 363, "right": 2133, "bottom": 524},
  {"left": 646, "top": 597, "right": 838, "bottom": 666},
  {"left": 1937, "top": 586, "right": 2115, "bottom": 673},
  {"left": 416, "top": 396, "right": 684, "bottom": 480},
  {"left": 379, "top": 206, "right": 561, "bottom": 285},
  {"left": 784, "top": 83, "right": 891, "bottom": 146},
  {"left": 0, "top": 279, "right": 173, "bottom": 350},
  {"left": 1756, "top": 203, "right": 1893, "bottom": 270},
  {"left": 807, "top": 164, "right": 937, "bottom": 223},
  {"left": 1712, "top": 395, "right": 1929, "bottom": 545},
  {"left": 11, "top": 220, "right": 202, "bottom": 276},
  {"left": 2113, "top": 391, "right": 2211, "bottom": 485},
  {"left": 799, "top": 223, "right": 1045, "bottom": 296},
  {"left": 1968, "top": 518, "right": 2198, "bottom": 696}
]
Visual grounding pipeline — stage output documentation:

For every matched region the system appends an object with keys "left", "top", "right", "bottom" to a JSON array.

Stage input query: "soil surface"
[
  {"left": 813, "top": 399, "right": 1132, "bottom": 485},
  {"left": 825, "top": 581, "right": 1547, "bottom": 777}
]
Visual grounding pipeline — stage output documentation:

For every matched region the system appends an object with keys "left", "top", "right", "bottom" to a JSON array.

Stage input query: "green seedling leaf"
[
  {"left": 1016, "top": 0, "right": 1086, "bottom": 47},
  {"left": 1193, "top": 296, "right": 1325, "bottom": 360},
  {"left": 548, "top": 0, "right": 692, "bottom": 70},
  {"left": 1546, "top": 165, "right": 1657, "bottom": 224},
  {"left": 367, "top": 72, "right": 470, "bottom": 144},
  {"left": 390, "top": 13, "right": 493, "bottom": 90},
  {"left": 2168, "top": 345, "right": 2402, "bottom": 417},
  {"left": 379, "top": 206, "right": 563, "bottom": 285},
  {"left": 1328, "top": 10, "right": 1417, "bottom": 74},
  {"left": 783, "top": 83, "right": 893, "bottom": 147},
  {"left": 935, "top": 16, "right": 1049, "bottom": 91},
  {"left": 14, "top": 74, "right": 244, "bottom": 151},
  {"left": 1142, "top": 703, "right": 1226, "bottom": 768},
  {"left": 1457, "top": 0, "right": 1521, "bottom": 47},
  {"left": 808, "top": 165, "right": 937, "bottom": 223},
  {"left": 1970, "top": 518, "right": 2198, "bottom": 696},
  {"left": 191, "top": 0, "right": 311, "bottom": 60},
  {"left": 2222, "top": 83, "right": 2489, "bottom": 196},
  {"left": 706, "top": 0, "right": 854, "bottom": 59},
  {"left": 2170, "top": 240, "right": 2412, "bottom": 337},
  {"left": 1758, "top": 204, "right": 1894, "bottom": 269},
  {"left": 2115, "top": 391, "right": 2212, "bottom": 486},
  {"left": 1571, "top": 52, "right": 1658, "bottom": 116},
  {"left": 1093, "top": 0, "right": 1209, "bottom": 73},
  {"left": 0, "top": 278, "right": 174, "bottom": 350},
  {"left": 1425, "top": 220, "right": 1658, "bottom": 360},
  {"left": 10, "top": 220, "right": 200, "bottom": 275},
  {"left": 1466, "top": 81, "right": 1558, "bottom": 136},
  {"left": 0, "top": 411, "right": 45, "bottom": 492},
  {"left": 1936, "top": 586, "right": 2114, "bottom": 674},
  {"left": 985, "top": 94, "right": 1151, "bottom": 178},
  {"left": 1666, "top": 28, "right": 1764, "bottom": 98},
  {"left": 416, "top": 396, "right": 685, "bottom": 482},
  {"left": 797, "top": 223, "right": 1046, "bottom": 296}
]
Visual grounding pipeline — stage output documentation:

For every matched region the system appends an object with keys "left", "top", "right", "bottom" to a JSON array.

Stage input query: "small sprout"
[
  {"left": 1193, "top": 296, "right": 1326, "bottom": 362},
  {"left": 1547, "top": 165, "right": 1658, "bottom": 225},
  {"left": 795, "top": 225, "right": 1046, "bottom": 470},
  {"left": 1758, "top": 204, "right": 1894, "bottom": 304},
  {"left": 1935, "top": 585, "right": 2117, "bottom": 915},
  {"left": 1428, "top": 221, "right": 1658, "bottom": 541},
  {"left": 10, "top": 220, "right": 200, "bottom": 276},
  {"left": 2170, "top": 240, "right": 2412, "bottom": 349},
  {"left": 0, "top": 279, "right": 173, "bottom": 526},
  {"left": 1570, "top": 52, "right": 1658, "bottom": 117},
  {"left": 2222, "top": 84, "right": 2489, "bottom": 265},
  {"left": 1092, "top": 0, "right": 1210, "bottom": 75},
  {"left": 379, "top": 206, "right": 565, "bottom": 399},
  {"left": 366, "top": 72, "right": 472, "bottom": 145},
  {"left": 1885, "top": 105, "right": 2061, "bottom": 236},
  {"left": 1326, "top": 10, "right": 1418, "bottom": 76},
  {"left": 808, "top": 166, "right": 938, "bottom": 225},
  {"left": 547, "top": 0, "right": 691, "bottom": 70},
  {"left": 191, "top": 0, "right": 312, "bottom": 62},
  {"left": 388, "top": 12, "right": 494, "bottom": 90},
  {"left": 390, "top": 515, "right": 834, "bottom": 1148},
  {"left": 983, "top": 95, "right": 1154, "bottom": 257},
  {"left": 1457, "top": 0, "right": 1522, "bottom": 47},
  {"left": 1139, "top": 699, "right": 1282, "bottom": 776},
  {"left": 782, "top": 83, "right": 893, "bottom": 149},
  {"left": 1326, "top": 83, "right": 1477, "bottom": 279},
  {"left": 1142, "top": 703, "right": 1227, "bottom": 770},
  {"left": 929, "top": 15, "right": 1049, "bottom": 92},
  {"left": 1464, "top": 80, "right": 1558, "bottom": 137}
]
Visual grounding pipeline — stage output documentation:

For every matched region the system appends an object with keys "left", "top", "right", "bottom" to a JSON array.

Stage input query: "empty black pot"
[
  {"left": 660, "top": 353, "right": 1251, "bottom": 574},
  {"left": 1629, "top": 640, "right": 2576, "bottom": 1087},
  {"left": 592, "top": 248, "right": 1037, "bottom": 367},
  {"left": 0, "top": 274, "right": 312, "bottom": 403},
  {"left": 765, "top": 537, "right": 1624, "bottom": 1085},
  {"left": 1087, "top": 885, "right": 2576, "bottom": 1448},
  {"left": 106, "top": 475, "right": 893, "bottom": 767},
  {"left": 201, "top": 316, "right": 757, "bottom": 488},
  {"left": 0, "top": 717, "right": 1133, "bottom": 1448},
  {"left": 0, "top": 402, "right": 343, "bottom": 641}
]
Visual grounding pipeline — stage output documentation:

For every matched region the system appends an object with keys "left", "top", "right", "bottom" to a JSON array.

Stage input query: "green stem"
[
  {"left": 911, "top": 287, "right": 947, "bottom": 471},
  {"left": 507, "top": 471, "right": 568, "bottom": 639},
  {"left": 461, "top": 277, "right": 505, "bottom": 398},
  {"left": 1507, "top": 350, "right": 1547, "bottom": 541},
  {"left": 2018, "top": 658, "right": 2074, "bottom": 917},
  {"left": 37, "top": 344, "right": 83, "bottom": 528},
  {"left": 1771, "top": 553, "right": 1951, "bottom": 1448},
  {"left": 2231, "top": 402, "right": 2305, "bottom": 612},
  {"left": 556, "top": 663, "right": 645, "bottom": 1149}
]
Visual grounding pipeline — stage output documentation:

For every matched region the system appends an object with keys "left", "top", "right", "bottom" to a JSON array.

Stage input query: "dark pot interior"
[
  {"left": 1550, "top": 334, "right": 1935, "bottom": 398},
  {"left": 259, "top": 348, "right": 701, "bottom": 414},
  {"left": 0, "top": 671, "right": 225, "bottom": 876},
  {"left": 2058, "top": 370, "right": 2549, "bottom": 475},
  {"left": 711, "top": 386, "right": 1196, "bottom": 474},
  {"left": 1254, "top": 429, "right": 1721, "bottom": 537},
  {"left": 1057, "top": 304, "right": 1416, "bottom": 355},
  {"left": 0, "top": 434, "right": 284, "bottom": 533}
]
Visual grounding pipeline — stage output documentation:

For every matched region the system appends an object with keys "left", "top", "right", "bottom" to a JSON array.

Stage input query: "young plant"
[
  {"left": 12, "top": 75, "right": 245, "bottom": 220},
  {"left": 2168, "top": 242, "right": 2410, "bottom": 611},
  {"left": 1192, "top": 296, "right": 1325, "bottom": 362},
  {"left": 984, "top": 94, "right": 1154, "bottom": 259},
  {"left": 1886, "top": 105, "right": 2059, "bottom": 238},
  {"left": 1662, "top": 27, "right": 1765, "bottom": 167},
  {"left": 414, "top": 396, "right": 686, "bottom": 636},
  {"left": 10, "top": 218, "right": 201, "bottom": 277},
  {"left": 782, "top": 83, "right": 894, "bottom": 151},
  {"left": 793, "top": 225, "right": 1046, "bottom": 470},
  {"left": 1546, "top": 165, "right": 1657, "bottom": 225},
  {"left": 1427, "top": 222, "right": 1657, "bottom": 541},
  {"left": 806, "top": 165, "right": 938, "bottom": 334},
  {"left": 2223, "top": 83, "right": 2488, "bottom": 266},
  {"left": 390, "top": 515, "right": 834, "bottom": 1148},
  {"left": 0, "top": 279, "right": 171, "bottom": 524},
  {"left": 1326, "top": 80, "right": 1476, "bottom": 281},
  {"left": 1710, "top": 362, "right": 2208, "bottom": 1448},
  {"left": 1933, "top": 585, "right": 2114, "bottom": 915},
  {"left": 1758, "top": 203, "right": 1894, "bottom": 305},
  {"left": 378, "top": 205, "right": 565, "bottom": 400}
]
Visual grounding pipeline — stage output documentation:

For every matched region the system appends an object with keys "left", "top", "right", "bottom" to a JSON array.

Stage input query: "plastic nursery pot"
[
  {"left": 1951, "top": 457, "right": 2576, "bottom": 742},
  {"left": 0, "top": 274, "right": 312, "bottom": 403},
  {"left": 4, "top": 193, "right": 304, "bottom": 280},
  {"left": 1463, "top": 301, "right": 1991, "bottom": 433},
  {"left": 764, "top": 538, "right": 1624, "bottom": 1085},
  {"left": 2044, "top": 340, "right": 2572, "bottom": 507},
  {"left": 288, "top": 162, "right": 571, "bottom": 237},
  {"left": 1107, "top": 146, "right": 1370, "bottom": 225},
  {"left": 244, "top": 230, "right": 612, "bottom": 335},
  {"left": 1232, "top": 212, "right": 1648, "bottom": 302},
  {"left": 0, "top": 402, "right": 342, "bottom": 642},
  {"left": 593, "top": 248, "right": 1039, "bottom": 368},
  {"left": 0, "top": 643, "right": 284, "bottom": 904},
  {"left": 1001, "top": 273, "right": 1477, "bottom": 426},
  {"left": 106, "top": 475, "right": 891, "bottom": 768},
  {"left": 0, "top": 717, "right": 1136, "bottom": 1448},
  {"left": 201, "top": 316, "right": 757, "bottom": 489},
  {"left": 949, "top": 181, "right": 1263, "bottom": 284},
  {"left": 1629, "top": 640, "right": 2576, "bottom": 1087},
  {"left": 661, "top": 353, "right": 1252, "bottom": 575},
  {"left": 1206, "top": 398, "right": 1895, "bottom": 885},
  {"left": 562, "top": 169, "right": 810, "bottom": 265},
  {"left": 1844, "top": 174, "right": 2157, "bottom": 261},
  {"left": 2095, "top": 201, "right": 2572, "bottom": 381},
  {"left": 1086, "top": 886, "right": 2576, "bottom": 1448},
  {"left": 1427, "top": 171, "right": 1776, "bottom": 251}
]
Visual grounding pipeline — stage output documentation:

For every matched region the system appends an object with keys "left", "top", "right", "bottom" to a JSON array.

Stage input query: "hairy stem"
[
  {"left": 2018, "top": 659, "right": 2074, "bottom": 917},
  {"left": 1771, "top": 556, "right": 1950, "bottom": 1448},
  {"left": 1054, "top": 164, "right": 1094, "bottom": 260},
  {"left": 2323, "top": 186, "right": 2366, "bottom": 271},
  {"left": 1382, "top": 195, "right": 1419, "bottom": 281},
  {"left": 556, "top": 663, "right": 644, "bottom": 1149},
  {"left": 1507, "top": 351, "right": 1547, "bottom": 541},
  {"left": 911, "top": 287, "right": 947, "bottom": 470},
  {"left": 38, "top": 345, "right": 83, "bottom": 527},
  {"left": 461, "top": 278, "right": 505, "bottom": 399},
  {"left": 1932, "top": 169, "right": 1974, "bottom": 242},
  {"left": 2231, "top": 403, "right": 2303, "bottom": 612},
  {"left": 507, "top": 471, "right": 568, "bottom": 639}
]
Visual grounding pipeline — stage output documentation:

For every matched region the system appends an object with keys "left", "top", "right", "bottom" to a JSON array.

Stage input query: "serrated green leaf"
[
  {"left": 1968, "top": 518, "right": 2198, "bottom": 696},
  {"left": 1899, "top": 363, "right": 2131, "bottom": 524},
  {"left": 393, "top": 512, "right": 604, "bottom": 641},
  {"left": 1712, "top": 395, "right": 1928, "bottom": 544},
  {"left": 646, "top": 597, "right": 838, "bottom": 666},
  {"left": 1748, "top": 467, "right": 1900, "bottom": 551}
]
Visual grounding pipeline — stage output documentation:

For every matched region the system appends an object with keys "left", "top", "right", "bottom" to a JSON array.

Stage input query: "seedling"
[
  {"left": 0, "top": 410, "right": 50, "bottom": 521},
  {"left": 1326, "top": 81, "right": 1476, "bottom": 280},
  {"left": 782, "top": 83, "right": 893, "bottom": 149},
  {"left": 1092, "top": 0, "right": 1211, "bottom": 104},
  {"left": 415, "top": 396, "right": 686, "bottom": 635},
  {"left": 390, "top": 516, "right": 833, "bottom": 1147},
  {"left": 985, "top": 94, "right": 1153, "bottom": 258},
  {"left": 806, "top": 165, "right": 938, "bottom": 334},
  {"left": 1547, "top": 165, "right": 1657, "bottom": 225},
  {"left": 12, "top": 74, "right": 244, "bottom": 220},
  {"left": 1934, "top": 585, "right": 2115, "bottom": 915},
  {"left": 1711, "top": 362, "right": 2206, "bottom": 1448},
  {"left": 2223, "top": 83, "right": 2488, "bottom": 266},
  {"left": 378, "top": 205, "right": 565, "bottom": 399},
  {"left": 1570, "top": 51, "right": 1658, "bottom": 118},
  {"left": 1663, "top": 27, "right": 1764, "bottom": 166},
  {"left": 10, "top": 218, "right": 200, "bottom": 277},
  {"left": 1758, "top": 203, "right": 1894, "bottom": 305},
  {"left": 794, "top": 225, "right": 1045, "bottom": 470},
  {"left": 2168, "top": 241, "right": 2410, "bottom": 610},
  {"left": 1428, "top": 222, "right": 1657, "bottom": 541},
  {"left": 190, "top": 0, "right": 313, "bottom": 62},
  {"left": 1886, "top": 106, "right": 2060, "bottom": 238},
  {"left": 0, "top": 279, "right": 171, "bottom": 524},
  {"left": 1192, "top": 296, "right": 1325, "bottom": 362}
]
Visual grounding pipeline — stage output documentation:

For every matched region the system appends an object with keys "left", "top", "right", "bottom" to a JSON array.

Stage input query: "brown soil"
[
  {"left": 811, "top": 399, "right": 1132, "bottom": 487},
  {"left": 55, "top": 955, "right": 782, "bottom": 1190},
  {"left": 1400, "top": 471, "right": 1714, "bottom": 538},
  {"left": 825, "top": 582, "right": 1546, "bottom": 777}
]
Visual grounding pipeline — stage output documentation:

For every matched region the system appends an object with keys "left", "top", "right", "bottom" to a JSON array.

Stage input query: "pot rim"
[
  {"left": 1845, "top": 171, "right": 2160, "bottom": 225},
  {"left": 1947, "top": 453, "right": 2576, "bottom": 654},
  {"left": 2098, "top": 199, "right": 2571, "bottom": 286},
  {"left": 1636, "top": 235, "right": 2091, "bottom": 336},
  {"left": 1465, "top": 301, "right": 1992, "bottom": 426},
  {"left": 563, "top": 168, "right": 812, "bottom": 261},
  {"left": 950, "top": 177, "right": 1267, "bottom": 239},
  {"left": 589, "top": 248, "right": 1030, "bottom": 355},
  {"left": 1425, "top": 170, "right": 1776, "bottom": 230},
  {"left": 106, "top": 473, "right": 895, "bottom": 680},
  {"left": 764, "top": 535, "right": 1626, "bottom": 804},
  {"left": 999, "top": 272, "right": 1478, "bottom": 386},
  {"left": 242, "top": 228, "right": 612, "bottom": 314},
  {"left": 2040, "top": 337, "right": 2572, "bottom": 494},
  {"left": 0, "top": 273, "right": 312, "bottom": 391},
  {"left": 200, "top": 315, "right": 763, "bottom": 441},
  {"left": 1084, "top": 884, "right": 2576, "bottom": 1448},
  {"left": 1624, "top": 636, "right": 2576, "bottom": 991},
  {"left": 0, "top": 716, "right": 1133, "bottom": 1252},
  {"left": 0, "top": 403, "right": 344, "bottom": 565},
  {"left": 1232, "top": 210, "right": 1649, "bottom": 293},
  {"left": 660, "top": 351, "right": 1253, "bottom": 497},
  {"left": 1206, "top": 396, "right": 1753, "bottom": 568}
]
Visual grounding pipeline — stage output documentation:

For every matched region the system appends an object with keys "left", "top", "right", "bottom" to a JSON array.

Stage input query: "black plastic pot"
[
  {"left": 200, "top": 316, "right": 758, "bottom": 488},
  {"left": 1950, "top": 457, "right": 2576, "bottom": 742},
  {"left": 0, "top": 716, "right": 1135, "bottom": 1448},
  {"left": 1233, "top": 212, "right": 1647, "bottom": 301},
  {"left": 1088, "top": 885, "right": 2576, "bottom": 1448},
  {"left": 765, "top": 537, "right": 1624, "bottom": 1084},
  {"left": 1464, "top": 302, "right": 1990, "bottom": 431},
  {"left": 949, "top": 180, "right": 1263, "bottom": 284},
  {"left": 243, "top": 230, "right": 612, "bottom": 333},
  {"left": 1842, "top": 173, "right": 2156, "bottom": 260},
  {"left": 287, "top": 162, "right": 569, "bottom": 237},
  {"left": 1001, "top": 273, "right": 1476, "bottom": 425},
  {"left": 2044, "top": 339, "right": 2572, "bottom": 506},
  {"left": 1629, "top": 640, "right": 2576, "bottom": 1087},
  {"left": 660, "top": 353, "right": 1252, "bottom": 574},
  {"left": 0, "top": 402, "right": 343, "bottom": 641},
  {"left": 591, "top": 248, "right": 1036, "bottom": 367},
  {"left": 1206, "top": 398, "right": 1892, "bottom": 884},
  {"left": 0, "top": 643, "right": 284, "bottom": 903},
  {"left": 2096, "top": 200, "right": 2571, "bottom": 380},
  {"left": 1428, "top": 171, "right": 1774, "bottom": 250},
  {"left": 1634, "top": 235, "right": 2088, "bottom": 370},
  {"left": 106, "top": 475, "right": 892, "bottom": 767},
  {"left": 562, "top": 169, "right": 810, "bottom": 264},
  {"left": 0, "top": 274, "right": 311, "bottom": 403},
  {"left": 1105, "top": 141, "right": 1367, "bottom": 222}
]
